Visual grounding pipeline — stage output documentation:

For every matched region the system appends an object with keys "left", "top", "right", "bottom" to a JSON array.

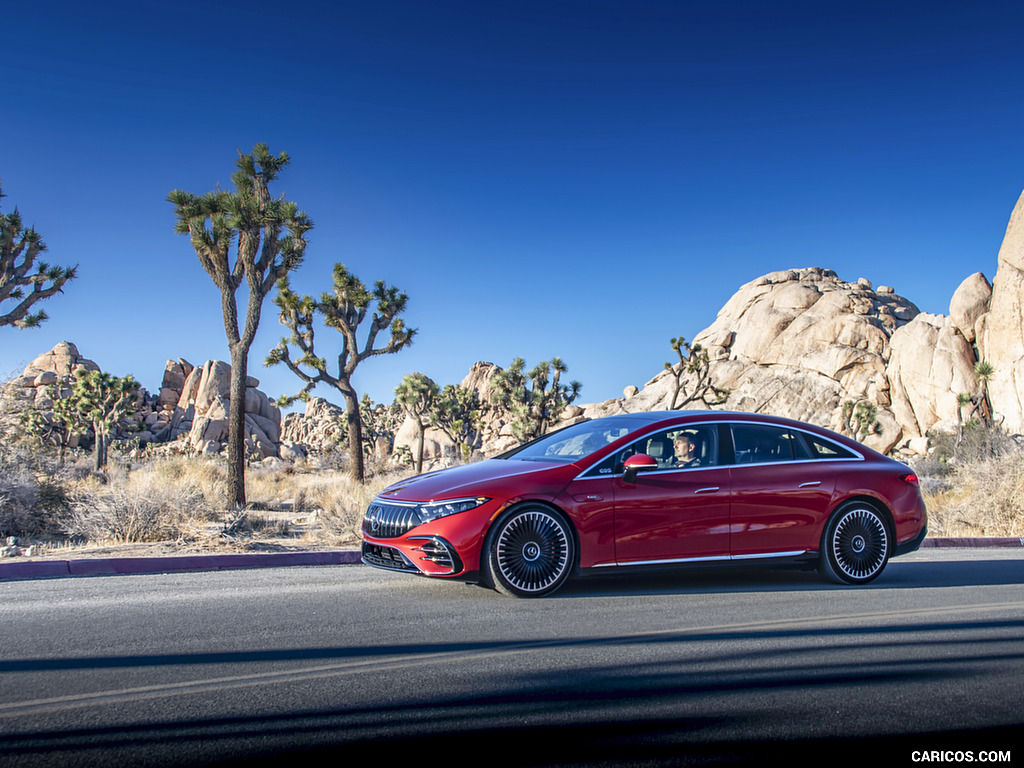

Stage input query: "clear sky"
[{"left": 3, "top": 0, "right": 1024, "bottom": 411}]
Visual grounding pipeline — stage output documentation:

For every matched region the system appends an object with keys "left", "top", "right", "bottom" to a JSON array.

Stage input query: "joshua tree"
[
  {"left": 267, "top": 264, "right": 416, "bottom": 482},
  {"left": 431, "top": 384, "right": 486, "bottom": 461},
  {"left": 840, "top": 399, "right": 882, "bottom": 443},
  {"left": 665, "top": 336, "right": 729, "bottom": 409},
  {"left": 490, "top": 357, "right": 581, "bottom": 443},
  {"left": 1, "top": 181, "right": 77, "bottom": 328},
  {"left": 360, "top": 394, "right": 405, "bottom": 460},
  {"left": 957, "top": 361, "right": 996, "bottom": 424},
  {"left": 394, "top": 373, "right": 439, "bottom": 473},
  {"left": 168, "top": 144, "right": 311, "bottom": 506},
  {"left": 51, "top": 369, "right": 140, "bottom": 471}
]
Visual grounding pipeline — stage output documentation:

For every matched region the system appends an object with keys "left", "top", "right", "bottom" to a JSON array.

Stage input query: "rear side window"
[
  {"left": 730, "top": 424, "right": 810, "bottom": 464},
  {"left": 801, "top": 433, "right": 859, "bottom": 460}
]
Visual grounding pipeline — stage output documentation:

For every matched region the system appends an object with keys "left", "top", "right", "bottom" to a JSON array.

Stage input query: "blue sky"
[{"left": 3, "top": 0, "right": 1024, "bottom": 410}]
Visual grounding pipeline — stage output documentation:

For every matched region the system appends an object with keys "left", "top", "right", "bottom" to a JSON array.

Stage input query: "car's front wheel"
[
  {"left": 819, "top": 502, "right": 890, "bottom": 585},
  {"left": 485, "top": 505, "right": 575, "bottom": 598}
]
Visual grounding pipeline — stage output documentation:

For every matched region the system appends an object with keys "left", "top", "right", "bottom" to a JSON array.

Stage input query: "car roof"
[{"left": 594, "top": 410, "right": 847, "bottom": 436}]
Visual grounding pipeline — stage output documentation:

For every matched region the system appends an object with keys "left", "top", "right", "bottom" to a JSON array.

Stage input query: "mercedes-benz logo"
[{"left": 523, "top": 542, "right": 541, "bottom": 562}]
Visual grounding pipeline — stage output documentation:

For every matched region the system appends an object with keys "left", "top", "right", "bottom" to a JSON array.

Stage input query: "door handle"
[
  {"left": 694, "top": 486, "right": 720, "bottom": 494},
  {"left": 799, "top": 481, "right": 821, "bottom": 488}
]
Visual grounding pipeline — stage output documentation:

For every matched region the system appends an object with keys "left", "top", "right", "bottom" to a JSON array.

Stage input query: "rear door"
[{"left": 727, "top": 423, "right": 836, "bottom": 557}]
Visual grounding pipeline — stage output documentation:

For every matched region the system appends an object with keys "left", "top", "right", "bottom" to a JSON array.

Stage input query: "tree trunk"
[
  {"left": 227, "top": 347, "right": 248, "bottom": 508},
  {"left": 342, "top": 390, "right": 365, "bottom": 483},
  {"left": 93, "top": 427, "right": 105, "bottom": 472},
  {"left": 415, "top": 422, "right": 425, "bottom": 474}
]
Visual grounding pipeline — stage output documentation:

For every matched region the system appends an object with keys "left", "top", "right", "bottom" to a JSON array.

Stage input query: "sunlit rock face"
[
  {"left": 977, "top": 190, "right": 1024, "bottom": 434},
  {"left": 581, "top": 268, "right": 926, "bottom": 454}
]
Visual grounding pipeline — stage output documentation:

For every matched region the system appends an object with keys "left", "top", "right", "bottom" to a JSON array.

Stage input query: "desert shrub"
[
  {"left": 0, "top": 444, "right": 74, "bottom": 537},
  {"left": 149, "top": 455, "right": 229, "bottom": 510},
  {"left": 64, "top": 477, "right": 213, "bottom": 544},
  {"left": 926, "top": 421, "right": 1020, "bottom": 465},
  {"left": 302, "top": 466, "right": 412, "bottom": 544},
  {"left": 916, "top": 421, "right": 1024, "bottom": 536},
  {"left": 922, "top": 451, "right": 1024, "bottom": 538}
]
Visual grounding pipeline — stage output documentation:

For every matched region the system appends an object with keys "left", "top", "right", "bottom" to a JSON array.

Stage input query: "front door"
[{"left": 610, "top": 424, "right": 731, "bottom": 564}]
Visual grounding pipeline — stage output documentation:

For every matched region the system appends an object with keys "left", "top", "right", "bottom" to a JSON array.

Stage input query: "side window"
[
  {"left": 731, "top": 424, "right": 807, "bottom": 464},
  {"left": 641, "top": 425, "right": 719, "bottom": 470},
  {"left": 582, "top": 424, "right": 719, "bottom": 477},
  {"left": 801, "top": 433, "right": 858, "bottom": 460}
]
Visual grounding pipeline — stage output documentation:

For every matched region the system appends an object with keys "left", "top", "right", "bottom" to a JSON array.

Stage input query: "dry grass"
[
  {"left": 921, "top": 452, "right": 1024, "bottom": 538},
  {"left": 2, "top": 435, "right": 423, "bottom": 550}
]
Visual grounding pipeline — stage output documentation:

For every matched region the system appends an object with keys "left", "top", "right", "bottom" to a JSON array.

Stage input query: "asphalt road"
[{"left": 1, "top": 549, "right": 1022, "bottom": 767}]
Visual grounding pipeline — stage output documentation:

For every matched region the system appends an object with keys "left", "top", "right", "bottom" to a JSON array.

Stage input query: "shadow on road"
[{"left": 556, "top": 557, "right": 1024, "bottom": 598}]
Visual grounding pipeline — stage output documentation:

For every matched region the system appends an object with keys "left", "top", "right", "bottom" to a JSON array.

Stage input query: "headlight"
[{"left": 418, "top": 497, "right": 491, "bottom": 523}]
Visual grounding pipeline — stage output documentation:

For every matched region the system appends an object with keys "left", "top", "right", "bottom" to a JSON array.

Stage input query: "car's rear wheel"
[
  {"left": 819, "top": 502, "right": 890, "bottom": 585},
  {"left": 486, "top": 505, "right": 574, "bottom": 598}
]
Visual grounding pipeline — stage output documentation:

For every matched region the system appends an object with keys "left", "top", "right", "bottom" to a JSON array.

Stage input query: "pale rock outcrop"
[
  {"left": 155, "top": 359, "right": 282, "bottom": 458},
  {"left": 11, "top": 342, "right": 101, "bottom": 410},
  {"left": 394, "top": 418, "right": 454, "bottom": 462},
  {"left": 280, "top": 397, "right": 348, "bottom": 453},
  {"left": 582, "top": 268, "right": 923, "bottom": 454},
  {"left": 949, "top": 272, "right": 992, "bottom": 343},
  {"left": 886, "top": 313, "right": 978, "bottom": 438},
  {"left": 977, "top": 189, "right": 1024, "bottom": 432}
]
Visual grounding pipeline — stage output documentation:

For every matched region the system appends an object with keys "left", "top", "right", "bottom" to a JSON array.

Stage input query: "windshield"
[{"left": 501, "top": 418, "right": 651, "bottom": 463}]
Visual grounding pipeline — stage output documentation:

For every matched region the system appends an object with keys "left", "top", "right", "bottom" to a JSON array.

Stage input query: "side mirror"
[{"left": 622, "top": 453, "right": 658, "bottom": 483}]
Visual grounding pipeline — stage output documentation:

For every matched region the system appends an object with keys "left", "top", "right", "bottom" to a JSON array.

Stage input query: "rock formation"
[
  {"left": 280, "top": 397, "right": 347, "bottom": 455},
  {"left": 152, "top": 359, "right": 282, "bottom": 459},
  {"left": 10, "top": 342, "right": 100, "bottom": 411},
  {"left": 573, "top": 269, "right": 928, "bottom": 453},
  {"left": 976, "top": 190, "right": 1024, "bottom": 433},
  {"left": 11, "top": 345, "right": 282, "bottom": 460}
]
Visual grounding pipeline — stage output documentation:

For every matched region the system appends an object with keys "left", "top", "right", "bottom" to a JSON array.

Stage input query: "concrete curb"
[
  {"left": 920, "top": 537, "right": 1024, "bottom": 548},
  {"left": 0, "top": 549, "right": 363, "bottom": 581}
]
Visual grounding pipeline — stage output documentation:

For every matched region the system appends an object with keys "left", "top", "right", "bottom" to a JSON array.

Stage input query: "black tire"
[
  {"left": 485, "top": 505, "right": 575, "bottom": 598},
  {"left": 819, "top": 502, "right": 891, "bottom": 585}
]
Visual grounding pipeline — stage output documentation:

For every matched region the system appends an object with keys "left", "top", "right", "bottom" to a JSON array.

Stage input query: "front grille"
[
  {"left": 363, "top": 501, "right": 423, "bottom": 539},
  {"left": 362, "top": 542, "right": 418, "bottom": 572}
]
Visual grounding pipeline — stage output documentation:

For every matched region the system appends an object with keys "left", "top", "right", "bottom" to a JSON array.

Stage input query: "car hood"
[{"left": 376, "top": 459, "right": 574, "bottom": 502}]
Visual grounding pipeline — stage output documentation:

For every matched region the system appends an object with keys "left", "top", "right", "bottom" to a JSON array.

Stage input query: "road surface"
[{"left": 1, "top": 548, "right": 1021, "bottom": 766}]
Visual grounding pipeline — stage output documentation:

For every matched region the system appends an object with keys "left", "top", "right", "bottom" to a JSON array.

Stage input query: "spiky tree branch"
[
  {"left": 0, "top": 181, "right": 78, "bottom": 329},
  {"left": 50, "top": 369, "right": 140, "bottom": 471},
  {"left": 395, "top": 372, "right": 438, "bottom": 473},
  {"left": 267, "top": 263, "right": 416, "bottom": 482},
  {"left": 431, "top": 384, "right": 486, "bottom": 461},
  {"left": 665, "top": 336, "right": 729, "bottom": 410},
  {"left": 490, "top": 357, "right": 582, "bottom": 443},
  {"left": 840, "top": 399, "right": 882, "bottom": 443}
]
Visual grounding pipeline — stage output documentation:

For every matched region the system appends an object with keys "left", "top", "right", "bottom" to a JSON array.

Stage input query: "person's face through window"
[{"left": 674, "top": 435, "right": 694, "bottom": 462}]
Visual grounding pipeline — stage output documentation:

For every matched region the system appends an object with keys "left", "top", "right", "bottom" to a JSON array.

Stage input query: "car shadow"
[{"left": 554, "top": 557, "right": 1024, "bottom": 598}]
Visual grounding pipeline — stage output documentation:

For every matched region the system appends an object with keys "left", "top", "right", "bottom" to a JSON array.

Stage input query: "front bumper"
[{"left": 361, "top": 536, "right": 464, "bottom": 576}]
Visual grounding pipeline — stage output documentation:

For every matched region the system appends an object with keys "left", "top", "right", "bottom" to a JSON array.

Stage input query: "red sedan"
[{"left": 361, "top": 411, "right": 927, "bottom": 597}]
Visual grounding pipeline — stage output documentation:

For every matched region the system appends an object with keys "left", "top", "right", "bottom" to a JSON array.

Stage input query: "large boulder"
[
  {"left": 11, "top": 341, "right": 100, "bottom": 406},
  {"left": 161, "top": 360, "right": 281, "bottom": 458},
  {"left": 977, "top": 189, "right": 1024, "bottom": 432},
  {"left": 886, "top": 313, "right": 978, "bottom": 437},
  {"left": 583, "top": 268, "right": 921, "bottom": 454},
  {"left": 949, "top": 272, "right": 992, "bottom": 343}
]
